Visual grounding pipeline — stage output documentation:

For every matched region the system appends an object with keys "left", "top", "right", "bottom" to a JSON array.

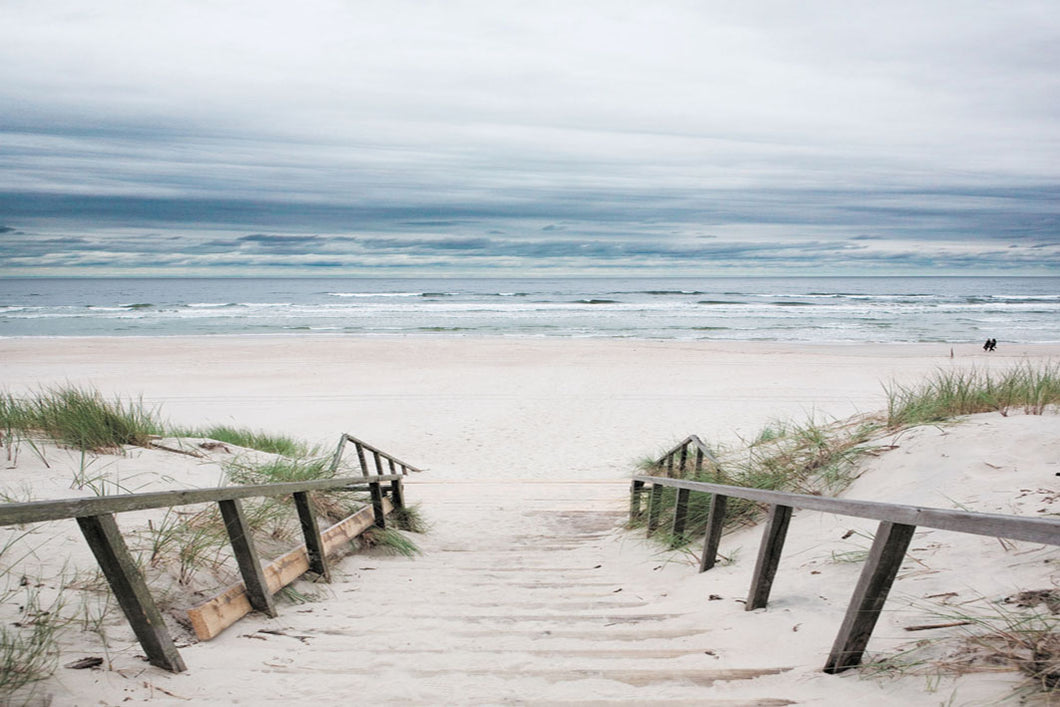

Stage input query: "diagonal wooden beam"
[
  {"left": 77, "top": 514, "right": 186, "bottom": 673},
  {"left": 824, "top": 521, "right": 917, "bottom": 673}
]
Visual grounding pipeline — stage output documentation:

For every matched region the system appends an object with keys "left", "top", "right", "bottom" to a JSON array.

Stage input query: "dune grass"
[
  {"left": 885, "top": 362, "right": 1060, "bottom": 427},
  {"left": 180, "top": 425, "right": 315, "bottom": 457},
  {"left": 636, "top": 415, "right": 883, "bottom": 545},
  {"left": 0, "top": 387, "right": 164, "bottom": 452},
  {"left": 639, "top": 363, "right": 1059, "bottom": 545}
]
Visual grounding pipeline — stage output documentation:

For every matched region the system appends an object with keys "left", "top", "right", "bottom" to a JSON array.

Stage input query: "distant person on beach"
[{"left": 983, "top": 338, "right": 997, "bottom": 352}]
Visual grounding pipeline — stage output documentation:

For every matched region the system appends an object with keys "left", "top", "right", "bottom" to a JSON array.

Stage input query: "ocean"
[{"left": 1, "top": 276, "right": 1058, "bottom": 343}]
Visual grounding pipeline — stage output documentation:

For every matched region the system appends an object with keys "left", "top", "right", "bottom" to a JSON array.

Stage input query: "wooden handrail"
[
  {"left": 631, "top": 476, "right": 1060, "bottom": 546},
  {"left": 630, "top": 474, "right": 1060, "bottom": 674},
  {"left": 653, "top": 435, "right": 721, "bottom": 476},
  {"left": 0, "top": 434, "right": 424, "bottom": 675},
  {"left": 0, "top": 475, "right": 400, "bottom": 526},
  {"left": 330, "top": 433, "right": 424, "bottom": 476}
]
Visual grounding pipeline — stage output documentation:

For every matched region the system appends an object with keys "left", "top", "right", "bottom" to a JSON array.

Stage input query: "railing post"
[
  {"left": 824, "top": 521, "right": 917, "bottom": 673},
  {"left": 678, "top": 445, "right": 688, "bottom": 475},
  {"left": 695, "top": 447, "right": 704, "bottom": 474},
  {"left": 218, "top": 499, "right": 277, "bottom": 618},
  {"left": 328, "top": 435, "right": 348, "bottom": 474},
  {"left": 665, "top": 454, "right": 675, "bottom": 478},
  {"left": 370, "top": 481, "right": 387, "bottom": 529},
  {"left": 671, "top": 487, "right": 690, "bottom": 541},
  {"left": 293, "top": 491, "right": 330, "bottom": 582},
  {"left": 77, "top": 514, "right": 187, "bottom": 673},
  {"left": 745, "top": 504, "right": 793, "bottom": 610},
  {"left": 390, "top": 477, "right": 406, "bottom": 513},
  {"left": 373, "top": 450, "right": 385, "bottom": 476},
  {"left": 698, "top": 493, "right": 728, "bottom": 573},
  {"left": 629, "top": 479, "right": 645, "bottom": 522},
  {"left": 646, "top": 483, "right": 664, "bottom": 535},
  {"left": 355, "top": 442, "right": 370, "bottom": 477}
]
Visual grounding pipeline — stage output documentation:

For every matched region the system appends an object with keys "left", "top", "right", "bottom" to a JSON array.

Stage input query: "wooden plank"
[
  {"left": 646, "top": 484, "right": 664, "bottom": 535},
  {"left": 824, "top": 521, "right": 917, "bottom": 673},
  {"left": 0, "top": 475, "right": 400, "bottom": 527},
  {"left": 338, "top": 433, "right": 423, "bottom": 474},
  {"left": 327, "top": 434, "right": 348, "bottom": 474},
  {"left": 77, "top": 514, "right": 187, "bottom": 673},
  {"left": 293, "top": 491, "right": 330, "bottom": 582},
  {"left": 631, "top": 475, "right": 1060, "bottom": 546},
  {"left": 390, "top": 478, "right": 406, "bottom": 513},
  {"left": 186, "top": 499, "right": 392, "bottom": 641},
  {"left": 746, "top": 504, "right": 793, "bottom": 610},
  {"left": 218, "top": 499, "right": 277, "bottom": 617},
  {"left": 355, "top": 442, "right": 370, "bottom": 477},
  {"left": 629, "top": 479, "right": 644, "bottom": 522},
  {"left": 698, "top": 493, "right": 728, "bottom": 573},
  {"left": 370, "top": 483, "right": 387, "bottom": 529},
  {"left": 671, "top": 487, "right": 691, "bottom": 540}
]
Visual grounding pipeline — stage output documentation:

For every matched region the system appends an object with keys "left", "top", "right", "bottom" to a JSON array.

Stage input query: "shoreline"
[{"left": 3, "top": 332, "right": 1059, "bottom": 346}]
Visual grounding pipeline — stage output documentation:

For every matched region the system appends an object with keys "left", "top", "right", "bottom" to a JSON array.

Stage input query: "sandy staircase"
[{"left": 198, "top": 480, "right": 795, "bottom": 705}]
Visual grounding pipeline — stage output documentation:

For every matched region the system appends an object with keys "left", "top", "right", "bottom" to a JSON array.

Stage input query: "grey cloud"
[{"left": 1, "top": 1, "right": 1058, "bottom": 276}]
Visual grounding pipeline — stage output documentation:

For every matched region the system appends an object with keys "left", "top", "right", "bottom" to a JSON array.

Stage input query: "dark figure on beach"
[{"left": 983, "top": 338, "right": 997, "bottom": 352}]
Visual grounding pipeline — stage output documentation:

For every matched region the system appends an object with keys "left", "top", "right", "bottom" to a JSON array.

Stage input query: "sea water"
[{"left": 1, "top": 276, "right": 1057, "bottom": 343}]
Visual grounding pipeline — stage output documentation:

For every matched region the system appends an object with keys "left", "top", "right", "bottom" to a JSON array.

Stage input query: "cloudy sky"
[{"left": 2, "top": 1, "right": 1059, "bottom": 276}]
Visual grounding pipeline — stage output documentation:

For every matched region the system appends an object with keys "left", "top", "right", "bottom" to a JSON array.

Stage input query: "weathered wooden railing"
[
  {"left": 0, "top": 473, "right": 408, "bottom": 674},
  {"left": 630, "top": 474, "right": 1060, "bottom": 674},
  {"left": 330, "top": 432, "right": 424, "bottom": 477},
  {"left": 653, "top": 435, "right": 722, "bottom": 478}
]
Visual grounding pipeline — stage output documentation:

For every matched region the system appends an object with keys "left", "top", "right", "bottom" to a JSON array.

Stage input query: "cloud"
[{"left": 0, "top": 1, "right": 1058, "bottom": 275}]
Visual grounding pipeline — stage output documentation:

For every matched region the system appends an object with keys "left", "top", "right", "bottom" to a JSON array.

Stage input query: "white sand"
[{"left": 1, "top": 336, "right": 1058, "bottom": 705}]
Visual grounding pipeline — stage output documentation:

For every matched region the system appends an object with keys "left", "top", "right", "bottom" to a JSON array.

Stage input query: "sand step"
[{"left": 172, "top": 482, "right": 792, "bottom": 704}]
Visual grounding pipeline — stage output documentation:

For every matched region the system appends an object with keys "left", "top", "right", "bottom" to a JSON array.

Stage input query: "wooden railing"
[
  {"left": 0, "top": 439, "right": 419, "bottom": 674},
  {"left": 630, "top": 474, "right": 1060, "bottom": 674},
  {"left": 653, "top": 435, "right": 722, "bottom": 478},
  {"left": 330, "top": 433, "right": 424, "bottom": 476}
]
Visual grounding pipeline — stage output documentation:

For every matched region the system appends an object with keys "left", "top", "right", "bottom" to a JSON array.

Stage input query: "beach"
[
  {"left": 2, "top": 335, "right": 1059, "bottom": 704},
  {"left": 3, "top": 336, "right": 1055, "bottom": 480}
]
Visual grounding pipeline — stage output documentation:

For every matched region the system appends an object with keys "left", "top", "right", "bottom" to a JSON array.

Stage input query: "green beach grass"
[{"left": 638, "top": 362, "right": 1059, "bottom": 544}]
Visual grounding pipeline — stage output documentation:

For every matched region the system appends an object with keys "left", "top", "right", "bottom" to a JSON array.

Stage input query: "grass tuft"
[
  {"left": 0, "top": 387, "right": 164, "bottom": 452},
  {"left": 184, "top": 425, "right": 315, "bottom": 457},
  {"left": 361, "top": 527, "right": 421, "bottom": 557},
  {"left": 391, "top": 504, "right": 429, "bottom": 534},
  {"left": 885, "top": 363, "right": 1060, "bottom": 427},
  {"left": 636, "top": 415, "right": 882, "bottom": 540}
]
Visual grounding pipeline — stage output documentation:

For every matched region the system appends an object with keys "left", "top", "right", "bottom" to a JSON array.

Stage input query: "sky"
[{"left": 2, "top": 1, "right": 1059, "bottom": 277}]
